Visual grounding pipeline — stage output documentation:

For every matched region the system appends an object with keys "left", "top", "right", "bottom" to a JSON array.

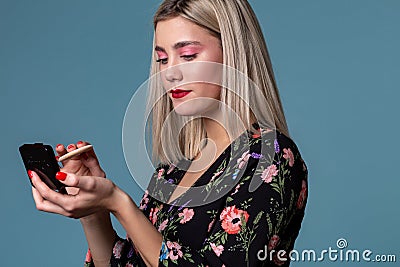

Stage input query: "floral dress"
[{"left": 84, "top": 125, "right": 308, "bottom": 267}]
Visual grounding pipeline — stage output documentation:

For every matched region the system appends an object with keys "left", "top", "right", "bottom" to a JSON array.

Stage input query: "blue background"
[{"left": 1, "top": 0, "right": 399, "bottom": 266}]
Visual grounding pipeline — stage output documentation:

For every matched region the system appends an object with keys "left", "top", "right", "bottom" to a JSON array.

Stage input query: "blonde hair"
[{"left": 146, "top": 0, "right": 289, "bottom": 165}]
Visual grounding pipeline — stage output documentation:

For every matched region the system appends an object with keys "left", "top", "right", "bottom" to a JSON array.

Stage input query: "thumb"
[
  {"left": 55, "top": 171, "right": 95, "bottom": 191},
  {"left": 55, "top": 171, "right": 80, "bottom": 187}
]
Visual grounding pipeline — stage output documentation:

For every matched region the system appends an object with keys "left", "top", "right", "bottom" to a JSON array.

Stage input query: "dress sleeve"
[{"left": 157, "top": 133, "right": 308, "bottom": 267}]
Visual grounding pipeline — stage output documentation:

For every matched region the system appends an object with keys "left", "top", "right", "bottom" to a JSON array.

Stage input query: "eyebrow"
[{"left": 155, "top": 41, "right": 202, "bottom": 52}]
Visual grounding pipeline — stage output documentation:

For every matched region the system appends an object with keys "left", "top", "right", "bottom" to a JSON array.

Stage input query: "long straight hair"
[{"left": 146, "top": 0, "right": 289, "bottom": 165}]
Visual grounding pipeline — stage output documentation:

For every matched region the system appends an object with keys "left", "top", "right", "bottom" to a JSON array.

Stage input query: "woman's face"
[{"left": 155, "top": 16, "right": 223, "bottom": 116}]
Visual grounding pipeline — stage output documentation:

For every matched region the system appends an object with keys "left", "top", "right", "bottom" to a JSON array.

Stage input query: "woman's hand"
[
  {"left": 30, "top": 170, "right": 121, "bottom": 219},
  {"left": 56, "top": 141, "right": 105, "bottom": 178},
  {"left": 56, "top": 141, "right": 105, "bottom": 196}
]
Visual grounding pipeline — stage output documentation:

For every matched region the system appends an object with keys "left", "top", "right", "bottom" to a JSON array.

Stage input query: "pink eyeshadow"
[{"left": 178, "top": 47, "right": 202, "bottom": 55}]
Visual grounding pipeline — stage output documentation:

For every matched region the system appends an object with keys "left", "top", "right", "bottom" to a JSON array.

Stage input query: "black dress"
[{"left": 85, "top": 125, "right": 308, "bottom": 267}]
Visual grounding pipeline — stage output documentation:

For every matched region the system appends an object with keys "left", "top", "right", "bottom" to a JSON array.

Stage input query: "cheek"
[
  {"left": 181, "top": 62, "right": 223, "bottom": 91},
  {"left": 193, "top": 83, "right": 221, "bottom": 100},
  {"left": 207, "top": 84, "right": 222, "bottom": 99}
]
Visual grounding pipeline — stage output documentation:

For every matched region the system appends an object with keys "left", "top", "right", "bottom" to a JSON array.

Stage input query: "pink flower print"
[
  {"left": 267, "top": 235, "right": 280, "bottom": 251},
  {"left": 231, "top": 183, "right": 241, "bottom": 195},
  {"left": 210, "top": 170, "right": 224, "bottom": 182},
  {"left": 237, "top": 150, "right": 251, "bottom": 169},
  {"left": 112, "top": 240, "right": 125, "bottom": 259},
  {"left": 149, "top": 207, "right": 160, "bottom": 225},
  {"left": 208, "top": 218, "right": 217, "bottom": 232},
  {"left": 125, "top": 263, "right": 134, "bottom": 267},
  {"left": 139, "top": 190, "right": 149, "bottom": 210},
  {"left": 210, "top": 242, "right": 224, "bottom": 256},
  {"left": 157, "top": 168, "right": 165, "bottom": 179},
  {"left": 179, "top": 208, "right": 194, "bottom": 224},
  {"left": 158, "top": 219, "right": 169, "bottom": 232},
  {"left": 167, "top": 164, "right": 176, "bottom": 174},
  {"left": 261, "top": 164, "right": 278, "bottom": 183},
  {"left": 85, "top": 249, "right": 92, "bottom": 263},
  {"left": 297, "top": 180, "right": 307, "bottom": 209},
  {"left": 283, "top": 148, "right": 295, "bottom": 167},
  {"left": 166, "top": 241, "right": 183, "bottom": 260},
  {"left": 220, "top": 205, "right": 249, "bottom": 234}
]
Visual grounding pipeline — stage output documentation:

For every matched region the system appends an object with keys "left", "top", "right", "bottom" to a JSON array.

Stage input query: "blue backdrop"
[{"left": 1, "top": 0, "right": 399, "bottom": 266}]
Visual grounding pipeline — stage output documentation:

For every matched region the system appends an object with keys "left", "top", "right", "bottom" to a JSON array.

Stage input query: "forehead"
[{"left": 155, "top": 16, "right": 215, "bottom": 47}]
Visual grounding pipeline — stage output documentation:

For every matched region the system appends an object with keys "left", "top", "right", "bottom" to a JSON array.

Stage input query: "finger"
[
  {"left": 76, "top": 140, "right": 90, "bottom": 148},
  {"left": 55, "top": 143, "right": 67, "bottom": 156},
  {"left": 55, "top": 144, "right": 67, "bottom": 162},
  {"left": 61, "top": 143, "right": 83, "bottom": 161},
  {"left": 32, "top": 187, "right": 70, "bottom": 216},
  {"left": 31, "top": 186, "right": 44, "bottom": 203},
  {"left": 56, "top": 172, "right": 98, "bottom": 192},
  {"left": 66, "top": 143, "right": 77, "bottom": 152},
  {"left": 78, "top": 141, "right": 97, "bottom": 160},
  {"left": 55, "top": 143, "right": 78, "bottom": 164},
  {"left": 77, "top": 141, "right": 105, "bottom": 177},
  {"left": 81, "top": 152, "right": 105, "bottom": 177},
  {"left": 30, "top": 171, "right": 71, "bottom": 207},
  {"left": 76, "top": 140, "right": 94, "bottom": 161}
]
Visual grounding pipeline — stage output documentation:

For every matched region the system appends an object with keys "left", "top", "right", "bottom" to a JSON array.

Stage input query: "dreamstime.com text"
[{"left": 257, "top": 238, "right": 397, "bottom": 263}]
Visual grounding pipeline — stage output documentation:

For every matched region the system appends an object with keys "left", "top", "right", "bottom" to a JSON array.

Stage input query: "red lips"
[{"left": 170, "top": 89, "right": 192, "bottom": 99}]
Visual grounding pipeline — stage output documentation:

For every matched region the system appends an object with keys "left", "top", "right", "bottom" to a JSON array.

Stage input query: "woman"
[{"left": 28, "top": 0, "right": 308, "bottom": 266}]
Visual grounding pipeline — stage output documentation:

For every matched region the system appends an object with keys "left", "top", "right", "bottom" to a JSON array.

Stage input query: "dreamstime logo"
[
  {"left": 122, "top": 61, "right": 276, "bottom": 207},
  {"left": 257, "top": 238, "right": 397, "bottom": 263},
  {"left": 336, "top": 238, "right": 347, "bottom": 249}
]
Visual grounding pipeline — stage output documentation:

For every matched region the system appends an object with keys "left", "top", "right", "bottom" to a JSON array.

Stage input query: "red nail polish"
[
  {"left": 77, "top": 141, "right": 84, "bottom": 145},
  {"left": 56, "top": 171, "right": 67, "bottom": 181},
  {"left": 56, "top": 144, "right": 63, "bottom": 149},
  {"left": 67, "top": 144, "right": 75, "bottom": 150},
  {"left": 55, "top": 155, "right": 60, "bottom": 161},
  {"left": 27, "top": 170, "right": 33, "bottom": 179}
]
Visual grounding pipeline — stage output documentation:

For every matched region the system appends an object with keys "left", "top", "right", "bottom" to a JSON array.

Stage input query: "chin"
[
  {"left": 173, "top": 102, "right": 220, "bottom": 117},
  {"left": 173, "top": 104, "right": 203, "bottom": 116}
]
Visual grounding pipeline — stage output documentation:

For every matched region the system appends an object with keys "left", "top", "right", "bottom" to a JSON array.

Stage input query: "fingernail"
[
  {"left": 56, "top": 171, "right": 67, "bottom": 181},
  {"left": 27, "top": 170, "right": 33, "bottom": 179},
  {"left": 77, "top": 141, "right": 84, "bottom": 145},
  {"left": 55, "top": 156, "right": 60, "bottom": 161},
  {"left": 67, "top": 144, "right": 75, "bottom": 150},
  {"left": 56, "top": 144, "right": 63, "bottom": 149}
]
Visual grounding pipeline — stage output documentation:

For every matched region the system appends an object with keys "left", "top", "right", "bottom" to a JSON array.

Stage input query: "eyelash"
[{"left": 156, "top": 54, "right": 198, "bottom": 65}]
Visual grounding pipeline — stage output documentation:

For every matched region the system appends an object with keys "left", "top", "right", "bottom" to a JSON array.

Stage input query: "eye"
[
  {"left": 156, "top": 58, "right": 168, "bottom": 65},
  {"left": 181, "top": 54, "right": 197, "bottom": 61}
]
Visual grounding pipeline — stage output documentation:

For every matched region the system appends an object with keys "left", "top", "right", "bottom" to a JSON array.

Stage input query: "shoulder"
[
  {"left": 249, "top": 126, "right": 307, "bottom": 174},
  {"left": 274, "top": 130, "right": 307, "bottom": 175},
  {"left": 243, "top": 127, "right": 308, "bottom": 201}
]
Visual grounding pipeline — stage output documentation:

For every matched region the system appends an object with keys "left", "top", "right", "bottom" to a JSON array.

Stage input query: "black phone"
[{"left": 19, "top": 143, "right": 67, "bottom": 194}]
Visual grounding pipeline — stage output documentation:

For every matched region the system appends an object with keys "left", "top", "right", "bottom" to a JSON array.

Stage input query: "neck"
[{"left": 203, "top": 118, "right": 231, "bottom": 150}]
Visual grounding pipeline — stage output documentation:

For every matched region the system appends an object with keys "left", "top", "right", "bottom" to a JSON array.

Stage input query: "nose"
[{"left": 164, "top": 64, "right": 183, "bottom": 83}]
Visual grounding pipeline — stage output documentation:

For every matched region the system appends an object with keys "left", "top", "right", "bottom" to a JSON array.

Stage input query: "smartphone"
[{"left": 19, "top": 143, "right": 67, "bottom": 194}]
